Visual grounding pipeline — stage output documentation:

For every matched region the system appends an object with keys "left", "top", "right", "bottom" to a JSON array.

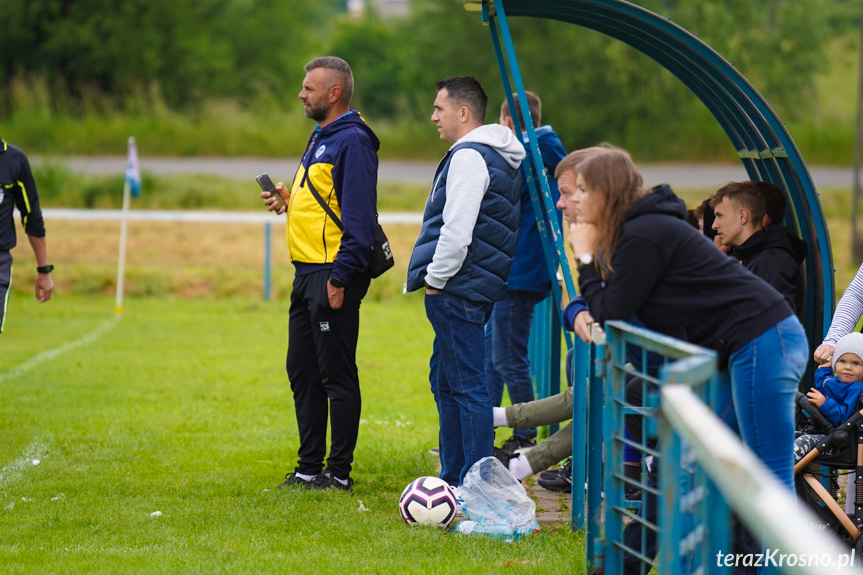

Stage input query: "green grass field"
[
  {"left": 2, "top": 171, "right": 860, "bottom": 573},
  {"left": 0, "top": 294, "right": 582, "bottom": 574}
]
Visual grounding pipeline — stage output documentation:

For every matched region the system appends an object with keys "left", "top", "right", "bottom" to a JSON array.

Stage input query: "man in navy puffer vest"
[{"left": 406, "top": 76, "right": 525, "bottom": 486}]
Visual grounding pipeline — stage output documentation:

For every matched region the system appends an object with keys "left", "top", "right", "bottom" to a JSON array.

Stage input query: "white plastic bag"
[{"left": 452, "top": 456, "right": 540, "bottom": 540}]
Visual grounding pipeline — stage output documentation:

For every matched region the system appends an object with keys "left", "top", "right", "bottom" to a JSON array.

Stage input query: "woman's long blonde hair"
[{"left": 576, "top": 150, "right": 644, "bottom": 277}]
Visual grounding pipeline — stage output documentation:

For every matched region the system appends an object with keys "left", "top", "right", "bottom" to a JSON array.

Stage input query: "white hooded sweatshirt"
[{"left": 425, "top": 123, "right": 526, "bottom": 289}]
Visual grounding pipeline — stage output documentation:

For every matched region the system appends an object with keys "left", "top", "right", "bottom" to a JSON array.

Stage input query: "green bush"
[{"left": 2, "top": 0, "right": 858, "bottom": 163}]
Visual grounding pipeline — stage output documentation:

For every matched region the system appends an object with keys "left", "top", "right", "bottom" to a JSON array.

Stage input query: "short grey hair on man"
[{"left": 305, "top": 56, "right": 354, "bottom": 103}]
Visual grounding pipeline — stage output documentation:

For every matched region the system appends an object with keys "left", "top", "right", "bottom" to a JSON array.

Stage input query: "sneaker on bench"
[
  {"left": 537, "top": 459, "right": 572, "bottom": 493},
  {"left": 498, "top": 435, "right": 536, "bottom": 457},
  {"left": 539, "top": 457, "right": 571, "bottom": 481}
]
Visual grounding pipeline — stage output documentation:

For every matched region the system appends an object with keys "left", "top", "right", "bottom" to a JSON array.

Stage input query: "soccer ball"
[{"left": 399, "top": 476, "right": 458, "bottom": 528}]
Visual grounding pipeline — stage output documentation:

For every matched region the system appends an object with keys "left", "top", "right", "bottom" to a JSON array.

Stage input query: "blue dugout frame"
[{"left": 471, "top": 0, "right": 835, "bottom": 373}]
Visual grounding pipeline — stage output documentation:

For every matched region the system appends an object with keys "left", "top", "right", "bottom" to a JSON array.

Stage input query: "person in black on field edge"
[{"left": 0, "top": 136, "right": 54, "bottom": 334}]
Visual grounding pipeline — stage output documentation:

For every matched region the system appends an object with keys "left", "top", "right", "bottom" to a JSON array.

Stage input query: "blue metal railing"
[
  {"left": 571, "top": 320, "right": 730, "bottom": 574},
  {"left": 656, "top": 356, "right": 731, "bottom": 575}
]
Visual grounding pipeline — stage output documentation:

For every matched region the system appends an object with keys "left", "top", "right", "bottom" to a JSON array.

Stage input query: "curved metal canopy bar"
[{"left": 475, "top": 0, "right": 834, "bottom": 356}]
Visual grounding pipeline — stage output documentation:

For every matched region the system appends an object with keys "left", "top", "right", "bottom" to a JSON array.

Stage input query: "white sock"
[
  {"left": 509, "top": 455, "right": 534, "bottom": 481},
  {"left": 493, "top": 407, "right": 509, "bottom": 428},
  {"left": 333, "top": 475, "right": 350, "bottom": 486},
  {"left": 296, "top": 472, "right": 316, "bottom": 481}
]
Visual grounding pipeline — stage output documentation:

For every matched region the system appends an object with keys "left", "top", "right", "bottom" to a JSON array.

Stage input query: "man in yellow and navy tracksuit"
[
  {"left": 0, "top": 137, "right": 54, "bottom": 333},
  {"left": 262, "top": 57, "right": 378, "bottom": 493}
]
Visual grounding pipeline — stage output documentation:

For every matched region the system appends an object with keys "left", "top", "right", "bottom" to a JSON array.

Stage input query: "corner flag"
[
  {"left": 125, "top": 137, "right": 141, "bottom": 198},
  {"left": 116, "top": 136, "right": 139, "bottom": 315}
]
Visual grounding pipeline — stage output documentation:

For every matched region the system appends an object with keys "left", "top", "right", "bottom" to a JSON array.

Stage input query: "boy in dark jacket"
[{"left": 711, "top": 180, "right": 806, "bottom": 315}]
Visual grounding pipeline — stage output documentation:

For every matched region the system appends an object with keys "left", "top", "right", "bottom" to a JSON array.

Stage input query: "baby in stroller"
[
  {"left": 794, "top": 332, "right": 863, "bottom": 462},
  {"left": 794, "top": 332, "right": 863, "bottom": 551}
]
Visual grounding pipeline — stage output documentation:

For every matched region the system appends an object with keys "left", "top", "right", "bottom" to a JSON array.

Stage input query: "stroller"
[{"left": 794, "top": 391, "right": 863, "bottom": 554}]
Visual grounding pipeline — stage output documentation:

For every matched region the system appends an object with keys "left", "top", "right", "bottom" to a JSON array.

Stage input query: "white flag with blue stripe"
[{"left": 125, "top": 137, "right": 141, "bottom": 198}]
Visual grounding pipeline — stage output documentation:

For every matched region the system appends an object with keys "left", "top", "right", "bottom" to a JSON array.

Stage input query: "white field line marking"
[
  {"left": 0, "top": 317, "right": 119, "bottom": 384},
  {"left": 0, "top": 438, "right": 49, "bottom": 491}
]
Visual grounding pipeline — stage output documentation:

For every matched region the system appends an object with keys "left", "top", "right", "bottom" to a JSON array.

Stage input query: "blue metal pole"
[
  {"left": 486, "top": 0, "right": 574, "bottom": 351},
  {"left": 571, "top": 339, "right": 588, "bottom": 530},
  {"left": 659, "top": 422, "right": 683, "bottom": 575},
  {"left": 530, "top": 296, "right": 551, "bottom": 402},
  {"left": 586, "top": 341, "right": 605, "bottom": 568}
]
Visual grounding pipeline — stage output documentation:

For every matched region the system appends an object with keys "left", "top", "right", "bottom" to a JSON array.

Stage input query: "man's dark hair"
[
  {"left": 700, "top": 198, "right": 717, "bottom": 240},
  {"left": 305, "top": 56, "right": 354, "bottom": 103},
  {"left": 501, "top": 90, "right": 541, "bottom": 128},
  {"left": 755, "top": 181, "right": 787, "bottom": 225},
  {"left": 710, "top": 181, "right": 766, "bottom": 228},
  {"left": 685, "top": 209, "right": 699, "bottom": 229},
  {"left": 435, "top": 76, "right": 487, "bottom": 123}
]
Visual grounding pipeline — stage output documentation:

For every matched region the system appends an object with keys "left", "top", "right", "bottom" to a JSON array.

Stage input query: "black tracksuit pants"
[{"left": 286, "top": 268, "right": 370, "bottom": 479}]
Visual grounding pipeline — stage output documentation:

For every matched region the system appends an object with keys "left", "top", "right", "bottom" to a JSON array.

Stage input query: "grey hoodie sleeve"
[{"left": 424, "top": 148, "right": 489, "bottom": 289}]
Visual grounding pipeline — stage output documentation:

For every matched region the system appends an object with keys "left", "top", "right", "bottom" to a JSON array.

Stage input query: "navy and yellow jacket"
[
  {"left": 0, "top": 137, "right": 45, "bottom": 251},
  {"left": 288, "top": 111, "right": 379, "bottom": 285}
]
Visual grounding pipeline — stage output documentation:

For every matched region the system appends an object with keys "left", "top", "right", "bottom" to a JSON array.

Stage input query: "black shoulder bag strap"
[
  {"left": 300, "top": 169, "right": 392, "bottom": 279},
  {"left": 302, "top": 171, "right": 344, "bottom": 230},
  {"left": 302, "top": 171, "right": 384, "bottom": 228}
]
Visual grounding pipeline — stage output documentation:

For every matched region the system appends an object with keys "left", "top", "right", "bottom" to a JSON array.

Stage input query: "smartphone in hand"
[{"left": 256, "top": 173, "right": 286, "bottom": 211}]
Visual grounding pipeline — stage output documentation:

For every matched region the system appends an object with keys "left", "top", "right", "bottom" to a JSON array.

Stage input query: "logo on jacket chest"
[{"left": 315, "top": 145, "right": 327, "bottom": 158}]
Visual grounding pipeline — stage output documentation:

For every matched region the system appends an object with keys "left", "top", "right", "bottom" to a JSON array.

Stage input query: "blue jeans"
[
  {"left": 714, "top": 315, "right": 807, "bottom": 575},
  {"left": 484, "top": 290, "right": 545, "bottom": 440},
  {"left": 714, "top": 315, "right": 808, "bottom": 491},
  {"left": 425, "top": 291, "right": 494, "bottom": 486}
]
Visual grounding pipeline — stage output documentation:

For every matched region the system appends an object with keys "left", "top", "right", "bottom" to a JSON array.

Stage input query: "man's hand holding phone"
[{"left": 256, "top": 173, "right": 288, "bottom": 215}]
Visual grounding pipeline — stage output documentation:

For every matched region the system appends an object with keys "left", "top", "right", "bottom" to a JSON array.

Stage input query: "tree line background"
[{"left": 1, "top": 0, "right": 860, "bottom": 163}]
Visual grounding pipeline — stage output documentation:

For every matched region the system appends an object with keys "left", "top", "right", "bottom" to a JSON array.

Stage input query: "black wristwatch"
[
  {"left": 36, "top": 264, "right": 54, "bottom": 274},
  {"left": 329, "top": 277, "right": 346, "bottom": 289}
]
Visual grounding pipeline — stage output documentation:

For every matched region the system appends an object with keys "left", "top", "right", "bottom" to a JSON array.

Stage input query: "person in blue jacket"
[
  {"left": 485, "top": 90, "right": 566, "bottom": 457},
  {"left": 795, "top": 332, "right": 863, "bottom": 461}
]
